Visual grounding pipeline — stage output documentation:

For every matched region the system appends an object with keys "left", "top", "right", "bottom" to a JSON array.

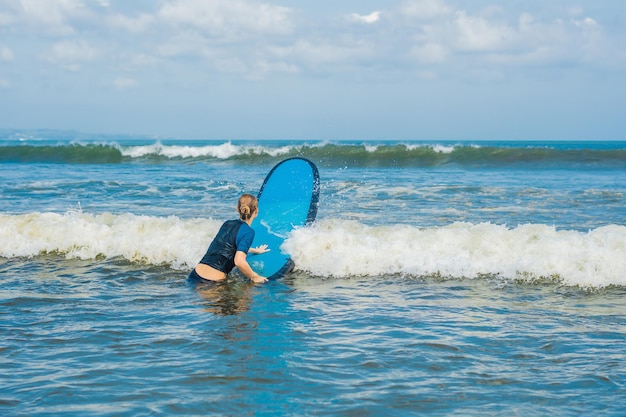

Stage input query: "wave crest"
[{"left": 2, "top": 141, "right": 625, "bottom": 168}]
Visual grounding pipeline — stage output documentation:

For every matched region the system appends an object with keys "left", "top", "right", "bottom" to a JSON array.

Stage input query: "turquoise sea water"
[{"left": 1, "top": 131, "right": 626, "bottom": 415}]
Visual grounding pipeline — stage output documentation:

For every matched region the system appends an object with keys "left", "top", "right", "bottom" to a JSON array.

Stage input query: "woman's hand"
[
  {"left": 251, "top": 274, "right": 268, "bottom": 284},
  {"left": 250, "top": 244, "right": 270, "bottom": 255}
]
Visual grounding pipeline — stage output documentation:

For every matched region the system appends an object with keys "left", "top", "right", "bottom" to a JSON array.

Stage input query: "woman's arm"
[{"left": 234, "top": 251, "right": 268, "bottom": 283}]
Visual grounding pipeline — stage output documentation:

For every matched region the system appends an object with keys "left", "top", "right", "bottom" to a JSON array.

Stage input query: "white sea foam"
[
  {"left": 404, "top": 143, "right": 458, "bottom": 153},
  {"left": 117, "top": 141, "right": 462, "bottom": 159},
  {"left": 0, "top": 212, "right": 219, "bottom": 270},
  {"left": 284, "top": 219, "right": 626, "bottom": 288},
  {"left": 2, "top": 213, "right": 625, "bottom": 288},
  {"left": 119, "top": 141, "right": 295, "bottom": 159},
  {"left": 431, "top": 144, "right": 456, "bottom": 154}
]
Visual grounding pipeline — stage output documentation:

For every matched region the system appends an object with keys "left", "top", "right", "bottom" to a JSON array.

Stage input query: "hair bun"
[{"left": 237, "top": 193, "right": 258, "bottom": 221}]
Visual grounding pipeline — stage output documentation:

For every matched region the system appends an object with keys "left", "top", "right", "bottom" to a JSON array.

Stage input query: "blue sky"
[{"left": 1, "top": 0, "right": 625, "bottom": 140}]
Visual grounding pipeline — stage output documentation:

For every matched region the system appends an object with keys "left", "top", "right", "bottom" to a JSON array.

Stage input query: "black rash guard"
[{"left": 199, "top": 219, "right": 255, "bottom": 274}]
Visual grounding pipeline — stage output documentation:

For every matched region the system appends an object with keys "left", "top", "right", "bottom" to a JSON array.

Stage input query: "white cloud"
[
  {"left": 350, "top": 11, "right": 381, "bottom": 24},
  {"left": 289, "top": 39, "right": 374, "bottom": 67},
  {"left": 51, "top": 40, "right": 97, "bottom": 60},
  {"left": 575, "top": 17, "right": 597, "bottom": 28},
  {"left": 1, "top": 45, "right": 14, "bottom": 61},
  {"left": 44, "top": 40, "right": 98, "bottom": 70},
  {"left": 400, "top": 0, "right": 452, "bottom": 21},
  {"left": 156, "top": 31, "right": 211, "bottom": 58},
  {"left": 108, "top": 12, "right": 153, "bottom": 33},
  {"left": 454, "top": 11, "right": 517, "bottom": 52},
  {"left": 0, "top": 11, "right": 16, "bottom": 26},
  {"left": 493, "top": 12, "right": 613, "bottom": 67},
  {"left": 0, "top": 77, "right": 10, "bottom": 89},
  {"left": 410, "top": 42, "right": 447, "bottom": 63},
  {"left": 153, "top": 30, "right": 297, "bottom": 79},
  {"left": 18, "top": 0, "right": 91, "bottom": 35},
  {"left": 157, "top": 0, "right": 293, "bottom": 38},
  {"left": 0, "top": 0, "right": 623, "bottom": 84},
  {"left": 395, "top": 1, "right": 624, "bottom": 75}
]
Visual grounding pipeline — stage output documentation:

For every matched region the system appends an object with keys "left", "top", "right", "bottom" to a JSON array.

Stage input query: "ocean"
[{"left": 1, "top": 131, "right": 626, "bottom": 416}]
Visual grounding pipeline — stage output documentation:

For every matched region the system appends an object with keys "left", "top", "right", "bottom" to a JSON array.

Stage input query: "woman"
[{"left": 190, "top": 194, "right": 269, "bottom": 284}]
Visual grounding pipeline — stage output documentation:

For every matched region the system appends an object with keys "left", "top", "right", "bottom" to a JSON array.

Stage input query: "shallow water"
[
  {"left": 2, "top": 137, "right": 626, "bottom": 415},
  {"left": 2, "top": 255, "right": 626, "bottom": 416}
]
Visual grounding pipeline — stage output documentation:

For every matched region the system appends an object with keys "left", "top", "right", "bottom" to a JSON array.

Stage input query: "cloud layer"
[
  {"left": 1, "top": 0, "right": 623, "bottom": 82},
  {"left": 1, "top": 0, "right": 624, "bottom": 139}
]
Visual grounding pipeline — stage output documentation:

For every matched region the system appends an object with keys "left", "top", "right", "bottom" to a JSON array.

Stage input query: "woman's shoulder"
[{"left": 237, "top": 221, "right": 254, "bottom": 237}]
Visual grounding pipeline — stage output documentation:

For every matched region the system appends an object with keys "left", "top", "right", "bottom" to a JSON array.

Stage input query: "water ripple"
[{"left": 2, "top": 259, "right": 626, "bottom": 416}]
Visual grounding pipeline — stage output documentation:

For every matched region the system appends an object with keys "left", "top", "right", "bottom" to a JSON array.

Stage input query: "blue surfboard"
[{"left": 250, "top": 157, "right": 320, "bottom": 280}]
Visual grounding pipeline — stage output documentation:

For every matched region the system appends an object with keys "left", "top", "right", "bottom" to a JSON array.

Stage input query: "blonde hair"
[{"left": 237, "top": 193, "right": 258, "bottom": 221}]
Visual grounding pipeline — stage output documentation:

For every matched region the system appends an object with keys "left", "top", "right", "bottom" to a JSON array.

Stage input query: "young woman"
[{"left": 190, "top": 194, "right": 269, "bottom": 284}]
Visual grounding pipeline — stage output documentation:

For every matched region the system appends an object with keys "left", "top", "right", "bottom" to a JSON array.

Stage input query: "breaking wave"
[
  {"left": 1, "top": 141, "right": 625, "bottom": 169},
  {"left": 2, "top": 212, "right": 625, "bottom": 288}
]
